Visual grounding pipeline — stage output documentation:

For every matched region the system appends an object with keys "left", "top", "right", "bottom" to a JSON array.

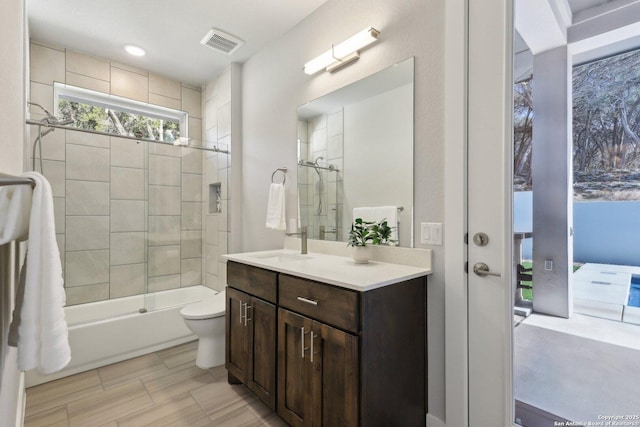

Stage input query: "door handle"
[{"left": 473, "top": 262, "right": 502, "bottom": 277}]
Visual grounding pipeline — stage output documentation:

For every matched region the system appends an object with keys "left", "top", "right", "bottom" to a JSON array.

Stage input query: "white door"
[{"left": 467, "top": 0, "right": 514, "bottom": 425}]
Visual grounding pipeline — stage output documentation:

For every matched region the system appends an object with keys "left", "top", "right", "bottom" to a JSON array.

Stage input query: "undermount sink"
[{"left": 247, "top": 252, "right": 313, "bottom": 262}]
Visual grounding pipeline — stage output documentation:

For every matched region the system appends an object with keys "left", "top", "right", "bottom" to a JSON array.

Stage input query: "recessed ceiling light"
[{"left": 125, "top": 45, "right": 146, "bottom": 56}]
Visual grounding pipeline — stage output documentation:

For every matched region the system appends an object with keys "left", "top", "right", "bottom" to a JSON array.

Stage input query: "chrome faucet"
[{"left": 286, "top": 225, "right": 308, "bottom": 254}]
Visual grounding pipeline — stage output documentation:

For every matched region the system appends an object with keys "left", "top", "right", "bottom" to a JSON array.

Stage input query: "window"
[{"left": 54, "top": 83, "right": 188, "bottom": 142}]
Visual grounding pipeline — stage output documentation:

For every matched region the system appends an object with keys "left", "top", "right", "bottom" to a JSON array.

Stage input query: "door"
[
  {"left": 246, "top": 295, "right": 277, "bottom": 409},
  {"left": 311, "top": 321, "right": 358, "bottom": 427},
  {"left": 278, "top": 308, "right": 359, "bottom": 427},
  {"left": 467, "top": 0, "right": 514, "bottom": 425},
  {"left": 278, "top": 308, "right": 312, "bottom": 427},
  {"left": 226, "top": 287, "right": 277, "bottom": 409},
  {"left": 226, "top": 287, "right": 248, "bottom": 382}
]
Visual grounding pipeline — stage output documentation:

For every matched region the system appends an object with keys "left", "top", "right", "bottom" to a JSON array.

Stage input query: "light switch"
[
  {"left": 544, "top": 260, "right": 553, "bottom": 271},
  {"left": 421, "top": 222, "right": 443, "bottom": 245},
  {"left": 421, "top": 223, "right": 431, "bottom": 243}
]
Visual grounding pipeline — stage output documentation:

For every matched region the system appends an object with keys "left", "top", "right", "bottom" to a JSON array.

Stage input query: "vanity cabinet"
[
  {"left": 226, "top": 259, "right": 427, "bottom": 427},
  {"left": 226, "top": 262, "right": 277, "bottom": 409},
  {"left": 277, "top": 308, "right": 358, "bottom": 427}
]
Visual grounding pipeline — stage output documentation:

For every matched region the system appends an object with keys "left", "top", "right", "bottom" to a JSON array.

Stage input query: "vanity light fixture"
[
  {"left": 124, "top": 44, "right": 146, "bottom": 57},
  {"left": 303, "top": 26, "right": 380, "bottom": 75}
]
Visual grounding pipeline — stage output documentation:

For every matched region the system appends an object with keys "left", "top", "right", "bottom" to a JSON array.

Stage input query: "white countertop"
[{"left": 223, "top": 249, "right": 431, "bottom": 292}]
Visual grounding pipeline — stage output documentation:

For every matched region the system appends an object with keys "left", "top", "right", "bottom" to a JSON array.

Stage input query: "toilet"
[{"left": 180, "top": 288, "right": 226, "bottom": 369}]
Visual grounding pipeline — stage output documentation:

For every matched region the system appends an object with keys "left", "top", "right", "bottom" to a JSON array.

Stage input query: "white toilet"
[{"left": 180, "top": 289, "right": 226, "bottom": 369}]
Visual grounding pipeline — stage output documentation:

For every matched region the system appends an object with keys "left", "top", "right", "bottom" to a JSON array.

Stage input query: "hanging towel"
[
  {"left": 266, "top": 183, "right": 287, "bottom": 231},
  {"left": 9, "top": 172, "right": 70, "bottom": 375},
  {"left": 0, "top": 181, "right": 33, "bottom": 244},
  {"left": 353, "top": 206, "right": 399, "bottom": 244}
]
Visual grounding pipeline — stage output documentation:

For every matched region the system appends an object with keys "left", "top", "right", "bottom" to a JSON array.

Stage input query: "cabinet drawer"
[
  {"left": 227, "top": 261, "right": 278, "bottom": 304},
  {"left": 279, "top": 274, "right": 359, "bottom": 333}
]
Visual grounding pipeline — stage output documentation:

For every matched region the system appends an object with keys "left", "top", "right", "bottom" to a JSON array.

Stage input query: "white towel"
[
  {"left": 14, "top": 172, "right": 70, "bottom": 374},
  {"left": 0, "top": 181, "right": 33, "bottom": 244},
  {"left": 266, "top": 183, "right": 287, "bottom": 231},
  {"left": 353, "top": 206, "right": 399, "bottom": 244}
]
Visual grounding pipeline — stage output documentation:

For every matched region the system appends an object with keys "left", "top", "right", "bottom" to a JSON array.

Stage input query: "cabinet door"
[
  {"left": 311, "top": 321, "right": 359, "bottom": 427},
  {"left": 246, "top": 295, "right": 277, "bottom": 409},
  {"left": 278, "top": 308, "right": 313, "bottom": 427},
  {"left": 226, "top": 287, "right": 249, "bottom": 382}
]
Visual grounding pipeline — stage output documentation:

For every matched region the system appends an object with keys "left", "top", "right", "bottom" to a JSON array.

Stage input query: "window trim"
[{"left": 53, "top": 82, "right": 189, "bottom": 138}]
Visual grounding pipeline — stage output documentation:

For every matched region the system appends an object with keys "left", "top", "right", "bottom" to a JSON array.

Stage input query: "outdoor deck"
[{"left": 514, "top": 264, "right": 640, "bottom": 426}]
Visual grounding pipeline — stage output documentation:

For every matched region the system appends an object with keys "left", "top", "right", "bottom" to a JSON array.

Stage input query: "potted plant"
[{"left": 347, "top": 218, "right": 396, "bottom": 263}]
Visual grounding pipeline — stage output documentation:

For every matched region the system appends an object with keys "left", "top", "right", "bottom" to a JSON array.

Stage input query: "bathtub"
[{"left": 26, "top": 285, "right": 218, "bottom": 387}]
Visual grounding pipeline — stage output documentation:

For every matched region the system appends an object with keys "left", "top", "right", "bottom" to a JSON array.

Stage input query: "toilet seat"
[{"left": 180, "top": 290, "right": 226, "bottom": 320}]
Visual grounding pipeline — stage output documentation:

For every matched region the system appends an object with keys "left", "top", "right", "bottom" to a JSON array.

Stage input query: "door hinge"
[
  {"left": 464, "top": 233, "right": 468, "bottom": 244},
  {"left": 464, "top": 262, "right": 468, "bottom": 273}
]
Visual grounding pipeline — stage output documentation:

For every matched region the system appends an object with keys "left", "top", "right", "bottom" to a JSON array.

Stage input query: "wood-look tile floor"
[{"left": 24, "top": 341, "right": 288, "bottom": 427}]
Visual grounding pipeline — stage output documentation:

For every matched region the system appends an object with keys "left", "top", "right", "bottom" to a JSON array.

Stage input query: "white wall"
[
  {"left": 241, "top": 0, "right": 446, "bottom": 421},
  {"left": 343, "top": 83, "right": 413, "bottom": 246},
  {"left": 0, "top": 0, "right": 26, "bottom": 425}
]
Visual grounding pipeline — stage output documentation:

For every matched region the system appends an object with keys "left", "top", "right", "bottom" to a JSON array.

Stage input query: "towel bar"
[
  {"left": 0, "top": 173, "right": 35, "bottom": 188},
  {"left": 271, "top": 167, "right": 287, "bottom": 184}
]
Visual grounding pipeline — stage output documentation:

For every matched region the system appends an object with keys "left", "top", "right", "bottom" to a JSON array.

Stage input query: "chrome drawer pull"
[{"left": 297, "top": 296, "right": 318, "bottom": 306}]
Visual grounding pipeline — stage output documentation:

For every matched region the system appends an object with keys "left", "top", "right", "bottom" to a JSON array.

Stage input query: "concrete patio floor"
[{"left": 514, "top": 312, "right": 640, "bottom": 426}]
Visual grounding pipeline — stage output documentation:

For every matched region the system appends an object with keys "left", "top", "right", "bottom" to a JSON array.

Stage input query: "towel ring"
[{"left": 271, "top": 167, "right": 287, "bottom": 184}]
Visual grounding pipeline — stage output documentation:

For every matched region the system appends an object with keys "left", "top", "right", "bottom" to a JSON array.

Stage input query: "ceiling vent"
[{"left": 200, "top": 28, "right": 244, "bottom": 55}]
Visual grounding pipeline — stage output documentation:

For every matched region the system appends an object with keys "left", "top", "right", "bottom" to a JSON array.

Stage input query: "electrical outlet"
[{"left": 421, "top": 222, "right": 443, "bottom": 245}]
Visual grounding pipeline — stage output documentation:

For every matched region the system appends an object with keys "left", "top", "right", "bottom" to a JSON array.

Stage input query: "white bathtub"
[{"left": 26, "top": 285, "right": 218, "bottom": 387}]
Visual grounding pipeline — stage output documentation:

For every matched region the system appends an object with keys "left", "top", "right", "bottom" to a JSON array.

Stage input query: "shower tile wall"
[
  {"left": 298, "top": 110, "right": 343, "bottom": 241},
  {"left": 29, "top": 41, "right": 205, "bottom": 305},
  {"left": 201, "top": 68, "right": 232, "bottom": 292}
]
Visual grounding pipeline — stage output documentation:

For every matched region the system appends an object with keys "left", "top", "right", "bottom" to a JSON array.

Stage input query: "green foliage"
[
  {"left": 58, "top": 99, "right": 180, "bottom": 141},
  {"left": 347, "top": 218, "right": 396, "bottom": 247},
  {"left": 514, "top": 48, "right": 640, "bottom": 199}
]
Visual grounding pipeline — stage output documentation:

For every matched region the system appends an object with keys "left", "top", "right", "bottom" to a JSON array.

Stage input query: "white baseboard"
[{"left": 427, "top": 413, "right": 446, "bottom": 427}]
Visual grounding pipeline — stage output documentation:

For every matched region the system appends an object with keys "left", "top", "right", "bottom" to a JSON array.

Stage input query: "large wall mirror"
[{"left": 296, "top": 57, "right": 414, "bottom": 247}]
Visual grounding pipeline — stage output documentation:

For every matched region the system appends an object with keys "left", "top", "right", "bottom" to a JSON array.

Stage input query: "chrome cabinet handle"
[
  {"left": 473, "top": 262, "right": 502, "bottom": 277},
  {"left": 244, "top": 304, "right": 252, "bottom": 326},
  {"left": 297, "top": 296, "right": 318, "bottom": 306},
  {"left": 239, "top": 301, "right": 244, "bottom": 324},
  {"left": 301, "top": 327, "right": 311, "bottom": 359},
  {"left": 310, "top": 332, "right": 317, "bottom": 363}
]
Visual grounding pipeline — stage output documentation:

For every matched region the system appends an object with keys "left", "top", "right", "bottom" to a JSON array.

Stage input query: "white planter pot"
[{"left": 351, "top": 246, "right": 372, "bottom": 264}]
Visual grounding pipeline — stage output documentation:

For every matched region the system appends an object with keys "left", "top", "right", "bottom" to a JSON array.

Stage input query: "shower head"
[{"left": 28, "top": 101, "right": 74, "bottom": 126}]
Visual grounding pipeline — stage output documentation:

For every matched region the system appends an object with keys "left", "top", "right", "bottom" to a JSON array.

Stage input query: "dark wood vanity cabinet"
[
  {"left": 226, "top": 260, "right": 427, "bottom": 427},
  {"left": 277, "top": 308, "right": 359, "bottom": 427},
  {"left": 226, "top": 263, "right": 277, "bottom": 409}
]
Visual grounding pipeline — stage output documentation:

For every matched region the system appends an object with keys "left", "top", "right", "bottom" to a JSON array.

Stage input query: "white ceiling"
[
  {"left": 28, "top": 0, "right": 329, "bottom": 86},
  {"left": 568, "top": 0, "right": 617, "bottom": 14},
  {"left": 515, "top": 0, "right": 640, "bottom": 81}
]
